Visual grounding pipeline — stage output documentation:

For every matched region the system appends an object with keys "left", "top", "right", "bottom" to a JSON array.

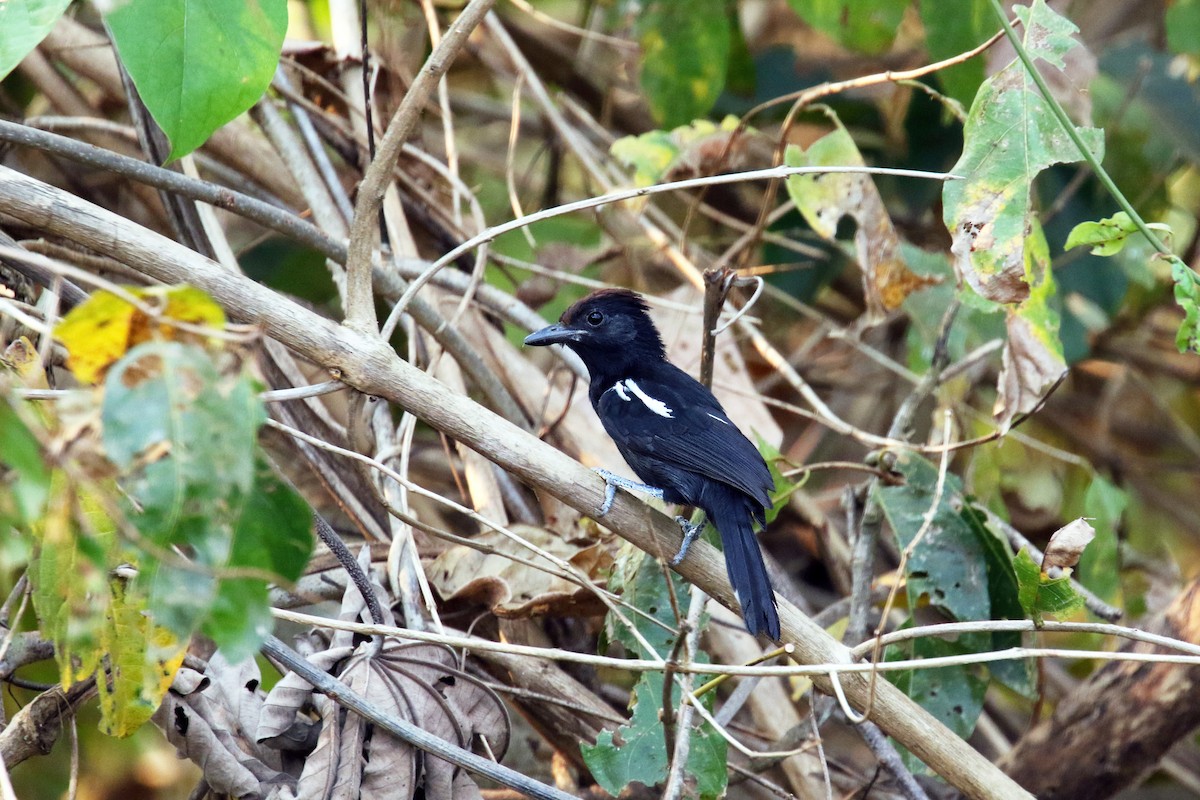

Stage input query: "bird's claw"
[
  {"left": 670, "top": 516, "right": 705, "bottom": 566},
  {"left": 592, "top": 468, "right": 664, "bottom": 517},
  {"left": 597, "top": 482, "right": 616, "bottom": 516}
]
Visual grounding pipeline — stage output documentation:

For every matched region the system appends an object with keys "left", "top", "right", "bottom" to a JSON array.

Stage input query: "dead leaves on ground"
[{"left": 155, "top": 549, "right": 510, "bottom": 800}]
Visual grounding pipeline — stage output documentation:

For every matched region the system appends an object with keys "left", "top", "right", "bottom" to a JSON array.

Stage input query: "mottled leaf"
[
  {"left": 97, "top": 574, "right": 189, "bottom": 736},
  {"left": 993, "top": 223, "right": 1066, "bottom": 431},
  {"left": 55, "top": 285, "right": 226, "bottom": 383},
  {"left": 637, "top": 0, "right": 731, "bottom": 128},
  {"left": 944, "top": 0, "right": 1104, "bottom": 304},
  {"left": 785, "top": 118, "right": 939, "bottom": 319}
]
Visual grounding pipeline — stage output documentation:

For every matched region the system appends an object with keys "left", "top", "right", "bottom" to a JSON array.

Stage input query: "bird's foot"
[
  {"left": 669, "top": 515, "right": 707, "bottom": 566},
  {"left": 593, "top": 468, "right": 664, "bottom": 516}
]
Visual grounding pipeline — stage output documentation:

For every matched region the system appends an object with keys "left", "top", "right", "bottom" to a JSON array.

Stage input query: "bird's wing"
[{"left": 595, "top": 368, "right": 774, "bottom": 506}]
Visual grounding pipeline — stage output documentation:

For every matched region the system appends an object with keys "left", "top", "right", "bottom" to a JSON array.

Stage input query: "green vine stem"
[{"left": 989, "top": 0, "right": 1199, "bottom": 352}]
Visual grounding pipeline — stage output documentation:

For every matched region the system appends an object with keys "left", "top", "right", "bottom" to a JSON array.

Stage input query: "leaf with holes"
[
  {"left": 582, "top": 672, "right": 727, "bottom": 799},
  {"left": 875, "top": 453, "right": 992, "bottom": 621},
  {"left": 886, "top": 632, "right": 988, "bottom": 772}
]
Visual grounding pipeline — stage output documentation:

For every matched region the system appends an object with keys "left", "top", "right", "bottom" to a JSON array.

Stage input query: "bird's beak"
[{"left": 524, "top": 323, "right": 583, "bottom": 347}]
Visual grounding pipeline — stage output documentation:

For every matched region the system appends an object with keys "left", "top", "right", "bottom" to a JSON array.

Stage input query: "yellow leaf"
[
  {"left": 54, "top": 285, "right": 226, "bottom": 384},
  {"left": 97, "top": 573, "right": 187, "bottom": 737},
  {"left": 55, "top": 291, "right": 138, "bottom": 384}
]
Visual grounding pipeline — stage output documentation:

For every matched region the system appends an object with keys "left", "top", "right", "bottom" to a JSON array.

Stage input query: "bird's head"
[{"left": 524, "top": 289, "right": 666, "bottom": 372}]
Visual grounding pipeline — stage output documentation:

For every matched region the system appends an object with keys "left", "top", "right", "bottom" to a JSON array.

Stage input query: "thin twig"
[
  {"left": 343, "top": 0, "right": 500, "bottom": 332},
  {"left": 857, "top": 722, "right": 930, "bottom": 800}
]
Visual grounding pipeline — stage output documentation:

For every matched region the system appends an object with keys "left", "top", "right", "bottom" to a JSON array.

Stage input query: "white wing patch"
[
  {"left": 623, "top": 379, "right": 674, "bottom": 418},
  {"left": 707, "top": 412, "right": 731, "bottom": 425},
  {"left": 611, "top": 382, "right": 631, "bottom": 402}
]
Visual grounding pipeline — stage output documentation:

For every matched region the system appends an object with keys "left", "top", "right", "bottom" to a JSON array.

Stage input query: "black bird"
[{"left": 525, "top": 289, "right": 780, "bottom": 639}]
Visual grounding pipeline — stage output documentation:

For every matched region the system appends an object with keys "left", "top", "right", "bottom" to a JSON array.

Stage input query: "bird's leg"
[
  {"left": 593, "top": 468, "right": 664, "bottom": 516},
  {"left": 670, "top": 513, "right": 708, "bottom": 566}
]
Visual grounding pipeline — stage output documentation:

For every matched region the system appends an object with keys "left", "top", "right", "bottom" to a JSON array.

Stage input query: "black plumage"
[{"left": 525, "top": 289, "right": 780, "bottom": 639}]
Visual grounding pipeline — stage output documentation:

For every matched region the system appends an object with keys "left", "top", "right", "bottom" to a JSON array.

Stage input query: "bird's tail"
[{"left": 707, "top": 489, "right": 780, "bottom": 640}]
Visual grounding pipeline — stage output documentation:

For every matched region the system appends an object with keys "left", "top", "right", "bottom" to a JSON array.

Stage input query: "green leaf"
[
  {"left": 581, "top": 672, "right": 727, "bottom": 799},
  {"left": 786, "top": 0, "right": 908, "bottom": 54},
  {"left": 1065, "top": 212, "right": 1173, "bottom": 257},
  {"left": 943, "top": 0, "right": 1104, "bottom": 306},
  {"left": 1013, "top": 547, "right": 1085, "bottom": 622},
  {"left": 919, "top": 0, "right": 991, "bottom": 107},
  {"left": 887, "top": 633, "right": 988, "bottom": 739},
  {"left": 104, "top": 0, "right": 288, "bottom": 160},
  {"left": 31, "top": 479, "right": 107, "bottom": 688},
  {"left": 757, "top": 437, "right": 799, "bottom": 525},
  {"left": 606, "top": 549, "right": 693, "bottom": 657},
  {"left": 101, "top": 341, "right": 309, "bottom": 654},
  {"left": 0, "top": 399, "right": 50, "bottom": 526},
  {"left": 960, "top": 504, "right": 1036, "bottom": 697},
  {"left": 202, "top": 456, "right": 312, "bottom": 661},
  {"left": 30, "top": 478, "right": 188, "bottom": 736},
  {"left": 637, "top": 0, "right": 731, "bottom": 128},
  {"left": 1167, "top": 0, "right": 1200, "bottom": 58},
  {"left": 1073, "top": 476, "right": 1126, "bottom": 603},
  {"left": 876, "top": 454, "right": 1035, "bottom": 694},
  {"left": 0, "top": 0, "right": 72, "bottom": 81},
  {"left": 875, "top": 453, "right": 992, "bottom": 621},
  {"left": 1172, "top": 261, "right": 1200, "bottom": 354}
]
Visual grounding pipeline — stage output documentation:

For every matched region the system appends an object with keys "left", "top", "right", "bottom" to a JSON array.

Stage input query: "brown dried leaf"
[
  {"left": 1043, "top": 518, "right": 1096, "bottom": 573},
  {"left": 283, "top": 552, "right": 510, "bottom": 800},
  {"left": 993, "top": 311, "right": 1067, "bottom": 432},
  {"left": 257, "top": 646, "right": 354, "bottom": 743},
  {"left": 154, "top": 667, "right": 294, "bottom": 798},
  {"left": 429, "top": 524, "right": 614, "bottom": 618}
]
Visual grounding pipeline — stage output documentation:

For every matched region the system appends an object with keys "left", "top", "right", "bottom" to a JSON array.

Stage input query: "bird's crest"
[{"left": 560, "top": 288, "right": 650, "bottom": 324}]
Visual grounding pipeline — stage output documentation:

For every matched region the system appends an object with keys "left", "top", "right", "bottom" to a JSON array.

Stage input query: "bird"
[{"left": 524, "top": 288, "right": 780, "bottom": 639}]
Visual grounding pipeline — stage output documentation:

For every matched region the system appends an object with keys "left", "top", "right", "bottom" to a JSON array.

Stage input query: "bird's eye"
[{"left": 586, "top": 311, "right": 604, "bottom": 326}]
